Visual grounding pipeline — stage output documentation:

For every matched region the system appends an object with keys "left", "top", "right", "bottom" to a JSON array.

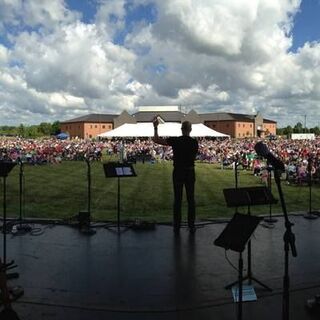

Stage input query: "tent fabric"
[
  {"left": 98, "top": 122, "right": 229, "bottom": 138},
  {"left": 56, "top": 132, "right": 69, "bottom": 140}
]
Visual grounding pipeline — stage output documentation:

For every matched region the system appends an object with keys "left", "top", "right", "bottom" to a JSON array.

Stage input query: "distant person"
[{"left": 153, "top": 118, "right": 199, "bottom": 235}]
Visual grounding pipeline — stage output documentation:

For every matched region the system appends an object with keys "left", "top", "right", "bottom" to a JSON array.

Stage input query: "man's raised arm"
[{"left": 152, "top": 117, "right": 168, "bottom": 145}]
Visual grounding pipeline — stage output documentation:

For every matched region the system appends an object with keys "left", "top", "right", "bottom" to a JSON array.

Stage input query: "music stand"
[
  {"left": 103, "top": 162, "right": 136, "bottom": 233},
  {"left": 0, "top": 162, "right": 18, "bottom": 276},
  {"left": 223, "top": 186, "right": 277, "bottom": 292},
  {"left": 215, "top": 213, "right": 262, "bottom": 320}
]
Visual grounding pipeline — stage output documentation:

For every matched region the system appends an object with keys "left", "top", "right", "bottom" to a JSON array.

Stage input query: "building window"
[
  {"left": 238, "top": 133, "right": 241, "bottom": 137},
  {"left": 243, "top": 124, "right": 245, "bottom": 128},
  {"left": 78, "top": 126, "right": 80, "bottom": 129},
  {"left": 238, "top": 124, "right": 240, "bottom": 127},
  {"left": 243, "top": 133, "right": 245, "bottom": 137},
  {"left": 226, "top": 124, "right": 229, "bottom": 128},
  {"left": 250, "top": 124, "right": 252, "bottom": 128},
  {"left": 102, "top": 125, "right": 106, "bottom": 129},
  {"left": 108, "top": 125, "right": 112, "bottom": 129},
  {"left": 89, "top": 134, "right": 92, "bottom": 138},
  {"left": 246, "top": 131, "right": 250, "bottom": 136},
  {"left": 90, "top": 125, "right": 93, "bottom": 129},
  {"left": 95, "top": 125, "right": 97, "bottom": 128}
]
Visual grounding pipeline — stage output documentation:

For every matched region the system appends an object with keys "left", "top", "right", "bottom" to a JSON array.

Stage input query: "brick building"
[
  {"left": 201, "top": 112, "right": 276, "bottom": 138},
  {"left": 60, "top": 111, "right": 136, "bottom": 139},
  {"left": 61, "top": 108, "right": 276, "bottom": 139}
]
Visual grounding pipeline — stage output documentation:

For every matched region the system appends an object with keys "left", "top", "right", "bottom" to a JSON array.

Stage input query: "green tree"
[
  {"left": 310, "top": 126, "right": 320, "bottom": 135},
  {"left": 282, "top": 125, "right": 293, "bottom": 136},
  {"left": 25, "top": 125, "right": 41, "bottom": 138},
  {"left": 18, "top": 124, "right": 25, "bottom": 137},
  {"left": 293, "top": 122, "right": 303, "bottom": 133},
  {"left": 51, "top": 121, "right": 61, "bottom": 135},
  {"left": 38, "top": 122, "right": 52, "bottom": 136}
]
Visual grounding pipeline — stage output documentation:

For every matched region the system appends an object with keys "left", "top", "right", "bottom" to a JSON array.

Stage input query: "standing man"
[{"left": 153, "top": 118, "right": 199, "bottom": 234}]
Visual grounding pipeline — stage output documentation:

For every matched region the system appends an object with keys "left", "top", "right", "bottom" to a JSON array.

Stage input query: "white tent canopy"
[{"left": 98, "top": 122, "right": 229, "bottom": 138}]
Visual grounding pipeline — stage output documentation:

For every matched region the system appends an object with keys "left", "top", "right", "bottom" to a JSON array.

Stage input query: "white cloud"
[
  {"left": 0, "top": 0, "right": 80, "bottom": 32},
  {"left": 2, "top": 0, "right": 320, "bottom": 127},
  {"left": 94, "top": 0, "right": 126, "bottom": 40},
  {"left": 22, "top": 0, "right": 80, "bottom": 30},
  {"left": 0, "top": 0, "right": 23, "bottom": 31},
  {"left": 13, "top": 21, "right": 136, "bottom": 98},
  {"left": 0, "top": 44, "right": 9, "bottom": 65}
]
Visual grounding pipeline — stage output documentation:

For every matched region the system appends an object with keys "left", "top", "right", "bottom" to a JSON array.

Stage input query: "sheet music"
[
  {"left": 115, "top": 166, "right": 133, "bottom": 176},
  {"left": 122, "top": 167, "right": 132, "bottom": 175},
  {"left": 115, "top": 167, "right": 124, "bottom": 176},
  {"left": 232, "top": 285, "right": 257, "bottom": 302}
]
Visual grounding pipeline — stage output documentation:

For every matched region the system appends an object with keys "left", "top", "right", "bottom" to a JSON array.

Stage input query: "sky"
[{"left": 1, "top": 0, "right": 320, "bottom": 128}]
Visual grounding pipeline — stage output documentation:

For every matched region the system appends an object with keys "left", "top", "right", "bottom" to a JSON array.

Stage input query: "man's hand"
[{"left": 153, "top": 117, "right": 159, "bottom": 128}]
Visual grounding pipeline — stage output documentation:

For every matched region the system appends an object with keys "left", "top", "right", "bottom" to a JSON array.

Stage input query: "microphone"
[{"left": 254, "top": 142, "right": 285, "bottom": 171}]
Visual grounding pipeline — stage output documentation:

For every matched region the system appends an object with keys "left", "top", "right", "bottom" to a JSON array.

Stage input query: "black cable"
[
  {"left": 224, "top": 249, "right": 239, "bottom": 273},
  {"left": 16, "top": 281, "right": 320, "bottom": 314}
]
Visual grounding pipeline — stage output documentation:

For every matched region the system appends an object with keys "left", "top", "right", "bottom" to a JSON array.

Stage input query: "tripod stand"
[
  {"left": 303, "top": 156, "right": 319, "bottom": 220},
  {"left": 223, "top": 187, "right": 275, "bottom": 292}
]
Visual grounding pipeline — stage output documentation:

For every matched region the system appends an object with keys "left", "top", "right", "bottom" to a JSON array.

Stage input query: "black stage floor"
[{"left": 1, "top": 214, "right": 320, "bottom": 320}]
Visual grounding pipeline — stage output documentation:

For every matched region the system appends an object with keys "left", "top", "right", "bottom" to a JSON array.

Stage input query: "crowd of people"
[{"left": 1, "top": 136, "right": 320, "bottom": 184}]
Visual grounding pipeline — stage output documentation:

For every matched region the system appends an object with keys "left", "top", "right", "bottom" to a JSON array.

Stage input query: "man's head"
[{"left": 181, "top": 121, "right": 192, "bottom": 136}]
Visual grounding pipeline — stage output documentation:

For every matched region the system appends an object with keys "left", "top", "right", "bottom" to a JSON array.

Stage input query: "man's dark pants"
[{"left": 172, "top": 167, "right": 195, "bottom": 230}]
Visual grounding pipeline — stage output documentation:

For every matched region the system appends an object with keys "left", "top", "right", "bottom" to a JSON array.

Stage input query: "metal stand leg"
[{"left": 226, "top": 206, "right": 272, "bottom": 291}]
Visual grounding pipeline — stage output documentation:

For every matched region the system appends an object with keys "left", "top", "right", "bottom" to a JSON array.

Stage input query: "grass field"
[{"left": 1, "top": 160, "right": 319, "bottom": 222}]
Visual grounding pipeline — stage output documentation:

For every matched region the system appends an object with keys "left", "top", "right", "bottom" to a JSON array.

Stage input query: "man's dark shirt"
[{"left": 167, "top": 136, "right": 198, "bottom": 168}]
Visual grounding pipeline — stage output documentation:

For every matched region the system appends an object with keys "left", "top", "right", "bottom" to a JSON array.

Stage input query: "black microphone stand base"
[
  {"left": 263, "top": 216, "right": 278, "bottom": 223},
  {"left": 79, "top": 226, "right": 96, "bottom": 236},
  {"left": 303, "top": 212, "right": 319, "bottom": 220},
  {"left": 104, "top": 224, "right": 130, "bottom": 235}
]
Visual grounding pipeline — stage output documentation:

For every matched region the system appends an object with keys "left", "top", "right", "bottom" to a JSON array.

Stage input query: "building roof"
[
  {"left": 200, "top": 112, "right": 276, "bottom": 123},
  {"left": 132, "top": 111, "right": 186, "bottom": 122},
  {"left": 61, "top": 111, "right": 277, "bottom": 125},
  {"left": 263, "top": 118, "right": 277, "bottom": 124},
  {"left": 61, "top": 113, "right": 117, "bottom": 124}
]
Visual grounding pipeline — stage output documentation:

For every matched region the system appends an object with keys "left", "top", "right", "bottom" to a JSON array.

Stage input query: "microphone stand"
[
  {"left": 79, "top": 157, "right": 96, "bottom": 235},
  {"left": 303, "top": 156, "right": 319, "bottom": 219},
  {"left": 18, "top": 161, "right": 24, "bottom": 227},
  {"left": 234, "top": 159, "right": 240, "bottom": 214},
  {"left": 273, "top": 168, "right": 297, "bottom": 320},
  {"left": 85, "top": 157, "right": 91, "bottom": 217},
  {"left": 263, "top": 164, "right": 278, "bottom": 226},
  {"left": 15, "top": 160, "right": 31, "bottom": 233}
]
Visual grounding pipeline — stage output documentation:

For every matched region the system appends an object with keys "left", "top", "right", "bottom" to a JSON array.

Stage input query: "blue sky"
[
  {"left": 0, "top": 0, "right": 320, "bottom": 127},
  {"left": 291, "top": 0, "right": 320, "bottom": 51}
]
